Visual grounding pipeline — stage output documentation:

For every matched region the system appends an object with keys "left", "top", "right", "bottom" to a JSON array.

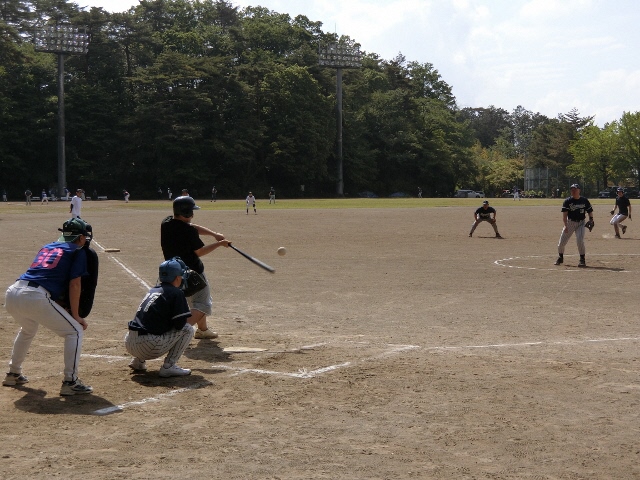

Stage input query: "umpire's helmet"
[
  {"left": 172, "top": 196, "right": 200, "bottom": 218},
  {"left": 58, "top": 218, "right": 93, "bottom": 243},
  {"left": 159, "top": 256, "right": 189, "bottom": 283}
]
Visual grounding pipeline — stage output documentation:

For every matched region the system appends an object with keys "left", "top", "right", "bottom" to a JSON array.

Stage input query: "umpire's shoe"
[
  {"left": 195, "top": 328, "right": 218, "bottom": 339},
  {"left": 554, "top": 256, "right": 563, "bottom": 265},
  {"left": 60, "top": 379, "right": 93, "bottom": 396}
]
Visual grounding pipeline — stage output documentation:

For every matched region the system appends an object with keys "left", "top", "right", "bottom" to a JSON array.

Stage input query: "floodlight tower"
[
  {"left": 319, "top": 42, "right": 363, "bottom": 196},
  {"left": 34, "top": 25, "right": 90, "bottom": 196}
]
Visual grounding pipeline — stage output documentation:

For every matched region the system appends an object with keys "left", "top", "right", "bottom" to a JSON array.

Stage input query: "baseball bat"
[{"left": 230, "top": 244, "right": 275, "bottom": 273}]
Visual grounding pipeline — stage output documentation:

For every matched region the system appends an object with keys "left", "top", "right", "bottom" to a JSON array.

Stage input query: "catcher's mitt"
[
  {"left": 182, "top": 269, "right": 206, "bottom": 297},
  {"left": 585, "top": 219, "right": 595, "bottom": 232}
]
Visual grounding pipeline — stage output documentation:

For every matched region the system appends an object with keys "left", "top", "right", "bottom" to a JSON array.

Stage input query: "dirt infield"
[{"left": 1, "top": 200, "right": 639, "bottom": 479}]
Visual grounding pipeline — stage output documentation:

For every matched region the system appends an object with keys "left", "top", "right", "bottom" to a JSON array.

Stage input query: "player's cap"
[
  {"left": 482, "top": 200, "right": 489, "bottom": 205},
  {"left": 76, "top": 188, "right": 82, "bottom": 192},
  {"left": 617, "top": 187, "right": 624, "bottom": 192},
  {"left": 172, "top": 196, "right": 200, "bottom": 217},
  {"left": 570, "top": 183, "right": 581, "bottom": 189},
  {"left": 58, "top": 218, "right": 92, "bottom": 242}
]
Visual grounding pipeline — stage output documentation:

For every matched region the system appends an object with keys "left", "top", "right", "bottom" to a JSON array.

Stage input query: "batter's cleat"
[
  {"left": 622, "top": 225, "right": 627, "bottom": 235},
  {"left": 195, "top": 328, "right": 218, "bottom": 339},
  {"left": 129, "top": 358, "right": 147, "bottom": 372},
  {"left": 60, "top": 379, "right": 93, "bottom": 396},
  {"left": 554, "top": 257, "right": 563, "bottom": 265},
  {"left": 3, "top": 373, "right": 29, "bottom": 386},
  {"left": 578, "top": 258, "right": 586, "bottom": 268},
  {"left": 615, "top": 234, "right": 621, "bottom": 238},
  {"left": 159, "top": 364, "right": 191, "bottom": 377},
  {"left": 468, "top": 233, "right": 472, "bottom": 237}
]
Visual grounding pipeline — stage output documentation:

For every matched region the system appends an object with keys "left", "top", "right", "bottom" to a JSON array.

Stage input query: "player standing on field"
[
  {"left": 469, "top": 200, "right": 502, "bottom": 238},
  {"left": 70, "top": 188, "right": 83, "bottom": 218},
  {"left": 161, "top": 196, "right": 231, "bottom": 339},
  {"left": 268, "top": 187, "right": 275, "bottom": 204},
  {"left": 610, "top": 187, "right": 631, "bottom": 238},
  {"left": 555, "top": 183, "right": 593, "bottom": 267},
  {"left": 246, "top": 191, "right": 256, "bottom": 214}
]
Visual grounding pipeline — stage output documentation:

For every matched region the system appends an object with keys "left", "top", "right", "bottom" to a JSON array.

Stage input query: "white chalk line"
[
  {"left": 495, "top": 253, "right": 640, "bottom": 271},
  {"left": 426, "top": 336, "right": 640, "bottom": 351},
  {"left": 213, "top": 344, "right": 420, "bottom": 378},
  {"left": 92, "top": 381, "right": 213, "bottom": 416},
  {"left": 92, "top": 240, "right": 151, "bottom": 290}
]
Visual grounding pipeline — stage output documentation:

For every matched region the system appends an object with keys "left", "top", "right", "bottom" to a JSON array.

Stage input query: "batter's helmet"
[
  {"left": 58, "top": 218, "right": 93, "bottom": 243},
  {"left": 159, "top": 257, "right": 189, "bottom": 283},
  {"left": 173, "top": 196, "right": 200, "bottom": 217}
]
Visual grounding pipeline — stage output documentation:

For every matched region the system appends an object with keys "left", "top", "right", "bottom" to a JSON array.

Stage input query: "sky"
[{"left": 77, "top": 0, "right": 640, "bottom": 126}]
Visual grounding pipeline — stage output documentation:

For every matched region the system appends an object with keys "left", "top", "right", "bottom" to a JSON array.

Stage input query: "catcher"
[
  {"left": 125, "top": 258, "right": 196, "bottom": 377},
  {"left": 3, "top": 218, "right": 96, "bottom": 396},
  {"left": 469, "top": 201, "right": 502, "bottom": 238}
]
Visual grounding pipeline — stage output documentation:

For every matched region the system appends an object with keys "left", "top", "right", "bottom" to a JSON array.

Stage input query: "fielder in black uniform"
[
  {"left": 555, "top": 183, "right": 593, "bottom": 267},
  {"left": 610, "top": 187, "right": 631, "bottom": 238},
  {"left": 469, "top": 201, "right": 502, "bottom": 238}
]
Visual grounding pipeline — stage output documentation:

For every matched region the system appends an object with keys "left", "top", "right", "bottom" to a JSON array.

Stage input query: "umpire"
[
  {"left": 3, "top": 218, "right": 95, "bottom": 395},
  {"left": 555, "top": 183, "right": 594, "bottom": 267}
]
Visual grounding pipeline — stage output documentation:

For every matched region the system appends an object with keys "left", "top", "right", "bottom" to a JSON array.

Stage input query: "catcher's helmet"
[
  {"left": 58, "top": 218, "right": 93, "bottom": 243},
  {"left": 172, "top": 196, "right": 200, "bottom": 217},
  {"left": 159, "top": 256, "right": 189, "bottom": 283}
]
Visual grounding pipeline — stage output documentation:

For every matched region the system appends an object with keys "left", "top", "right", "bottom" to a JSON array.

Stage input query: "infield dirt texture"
[{"left": 1, "top": 199, "right": 639, "bottom": 479}]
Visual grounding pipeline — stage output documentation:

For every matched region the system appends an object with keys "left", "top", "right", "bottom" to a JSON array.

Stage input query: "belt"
[
  {"left": 129, "top": 327, "right": 148, "bottom": 336},
  {"left": 27, "top": 281, "right": 41, "bottom": 288}
]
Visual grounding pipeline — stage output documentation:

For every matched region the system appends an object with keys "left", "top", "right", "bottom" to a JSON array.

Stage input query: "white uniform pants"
[
  {"left": 558, "top": 220, "right": 586, "bottom": 255},
  {"left": 610, "top": 214, "right": 627, "bottom": 234},
  {"left": 125, "top": 324, "right": 194, "bottom": 367},
  {"left": 5, "top": 280, "right": 84, "bottom": 382}
]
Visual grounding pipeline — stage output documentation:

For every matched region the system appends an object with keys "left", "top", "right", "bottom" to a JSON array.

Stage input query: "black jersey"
[
  {"left": 475, "top": 206, "right": 496, "bottom": 220},
  {"left": 161, "top": 216, "right": 205, "bottom": 273},
  {"left": 561, "top": 196, "right": 593, "bottom": 221},
  {"left": 128, "top": 283, "right": 191, "bottom": 335},
  {"left": 616, "top": 195, "right": 631, "bottom": 215}
]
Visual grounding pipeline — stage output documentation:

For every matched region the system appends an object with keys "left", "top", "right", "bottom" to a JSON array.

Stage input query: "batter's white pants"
[
  {"left": 5, "top": 280, "right": 84, "bottom": 382},
  {"left": 557, "top": 220, "right": 586, "bottom": 255},
  {"left": 610, "top": 214, "right": 627, "bottom": 234},
  {"left": 125, "top": 324, "right": 194, "bottom": 367}
]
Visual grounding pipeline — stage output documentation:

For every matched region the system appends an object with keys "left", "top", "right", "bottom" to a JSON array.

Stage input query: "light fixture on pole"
[
  {"left": 319, "top": 42, "right": 363, "bottom": 196},
  {"left": 34, "top": 25, "right": 90, "bottom": 197}
]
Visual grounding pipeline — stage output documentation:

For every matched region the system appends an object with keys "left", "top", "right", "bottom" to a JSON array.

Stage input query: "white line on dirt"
[
  {"left": 427, "top": 336, "right": 640, "bottom": 351},
  {"left": 92, "top": 240, "right": 151, "bottom": 290},
  {"left": 92, "top": 381, "right": 213, "bottom": 416}
]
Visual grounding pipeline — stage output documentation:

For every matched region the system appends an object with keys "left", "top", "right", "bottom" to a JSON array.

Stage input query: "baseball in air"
[{"left": 277, "top": 247, "right": 287, "bottom": 256}]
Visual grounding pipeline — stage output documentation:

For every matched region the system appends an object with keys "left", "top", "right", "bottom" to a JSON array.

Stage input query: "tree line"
[{"left": 1, "top": 0, "right": 639, "bottom": 200}]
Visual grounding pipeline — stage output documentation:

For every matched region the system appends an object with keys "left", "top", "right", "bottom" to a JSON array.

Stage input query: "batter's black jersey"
[
  {"left": 616, "top": 195, "right": 631, "bottom": 215},
  {"left": 475, "top": 206, "right": 496, "bottom": 219},
  {"left": 161, "top": 216, "right": 205, "bottom": 274},
  {"left": 128, "top": 283, "right": 191, "bottom": 335},
  {"left": 561, "top": 196, "right": 593, "bottom": 221}
]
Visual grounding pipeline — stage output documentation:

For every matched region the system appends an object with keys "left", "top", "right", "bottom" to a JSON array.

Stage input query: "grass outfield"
[{"left": 0, "top": 196, "right": 621, "bottom": 213}]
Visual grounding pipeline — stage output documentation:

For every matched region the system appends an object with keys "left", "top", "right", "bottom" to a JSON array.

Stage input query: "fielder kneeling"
[
  {"left": 469, "top": 200, "right": 502, "bottom": 238},
  {"left": 125, "top": 258, "right": 196, "bottom": 377}
]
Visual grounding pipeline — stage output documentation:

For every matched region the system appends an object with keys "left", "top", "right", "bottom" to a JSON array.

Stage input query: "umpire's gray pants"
[
  {"left": 125, "top": 324, "right": 194, "bottom": 367},
  {"left": 557, "top": 220, "right": 586, "bottom": 255}
]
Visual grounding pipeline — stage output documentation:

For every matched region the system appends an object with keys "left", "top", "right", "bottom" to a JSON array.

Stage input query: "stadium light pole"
[
  {"left": 319, "top": 42, "right": 363, "bottom": 196},
  {"left": 34, "top": 25, "right": 90, "bottom": 197}
]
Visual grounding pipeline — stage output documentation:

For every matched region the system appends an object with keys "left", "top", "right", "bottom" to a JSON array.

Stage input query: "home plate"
[{"left": 223, "top": 346, "right": 267, "bottom": 353}]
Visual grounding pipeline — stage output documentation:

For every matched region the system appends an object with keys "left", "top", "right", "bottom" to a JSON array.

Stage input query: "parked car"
[
  {"left": 475, "top": 191, "right": 485, "bottom": 198},
  {"left": 358, "top": 191, "right": 379, "bottom": 198},
  {"left": 454, "top": 189, "right": 478, "bottom": 198},
  {"left": 598, "top": 190, "right": 611, "bottom": 199}
]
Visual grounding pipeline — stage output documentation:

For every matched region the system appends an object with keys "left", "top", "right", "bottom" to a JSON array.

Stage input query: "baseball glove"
[
  {"left": 585, "top": 219, "right": 595, "bottom": 232},
  {"left": 182, "top": 269, "right": 206, "bottom": 297}
]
